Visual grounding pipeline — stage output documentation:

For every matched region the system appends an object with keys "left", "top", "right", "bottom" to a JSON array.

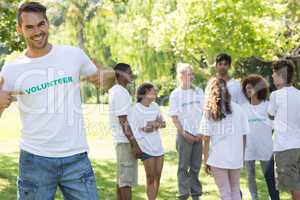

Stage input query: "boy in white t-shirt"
[
  {"left": 0, "top": 2, "right": 115, "bottom": 199},
  {"left": 268, "top": 59, "right": 300, "bottom": 200},
  {"left": 207, "top": 53, "right": 247, "bottom": 105},
  {"left": 108, "top": 63, "right": 141, "bottom": 200},
  {"left": 241, "top": 75, "right": 279, "bottom": 200},
  {"left": 200, "top": 77, "right": 249, "bottom": 200}
]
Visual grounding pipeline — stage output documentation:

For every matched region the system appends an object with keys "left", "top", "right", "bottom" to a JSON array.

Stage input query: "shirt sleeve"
[
  {"left": 128, "top": 107, "right": 144, "bottom": 140},
  {"left": 110, "top": 90, "right": 131, "bottom": 117},
  {"left": 198, "top": 88, "right": 205, "bottom": 109},
  {"left": 240, "top": 108, "right": 250, "bottom": 135},
  {"left": 268, "top": 92, "right": 277, "bottom": 117},
  {"left": 78, "top": 48, "right": 97, "bottom": 76},
  {"left": 168, "top": 92, "right": 179, "bottom": 117},
  {"left": 237, "top": 81, "right": 247, "bottom": 105},
  {"left": 0, "top": 63, "right": 15, "bottom": 91}
]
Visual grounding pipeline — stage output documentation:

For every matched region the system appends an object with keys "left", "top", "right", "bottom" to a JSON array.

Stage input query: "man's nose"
[{"left": 32, "top": 27, "right": 42, "bottom": 35}]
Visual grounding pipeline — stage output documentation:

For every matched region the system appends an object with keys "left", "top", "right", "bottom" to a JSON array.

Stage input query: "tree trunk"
[
  {"left": 77, "top": 20, "right": 85, "bottom": 50},
  {"left": 96, "top": 89, "right": 100, "bottom": 104}
]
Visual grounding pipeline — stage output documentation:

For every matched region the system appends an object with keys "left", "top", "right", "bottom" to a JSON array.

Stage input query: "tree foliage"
[
  {"left": 2, "top": 0, "right": 300, "bottom": 102},
  {"left": 0, "top": 0, "right": 24, "bottom": 66}
]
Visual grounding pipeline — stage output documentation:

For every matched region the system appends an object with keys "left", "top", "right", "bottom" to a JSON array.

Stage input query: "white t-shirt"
[
  {"left": 108, "top": 84, "right": 132, "bottom": 143},
  {"left": 242, "top": 101, "right": 273, "bottom": 161},
  {"left": 227, "top": 79, "right": 247, "bottom": 105},
  {"left": 199, "top": 102, "right": 250, "bottom": 169},
  {"left": 205, "top": 79, "right": 247, "bottom": 105},
  {"left": 268, "top": 86, "right": 300, "bottom": 152},
  {"left": 169, "top": 87, "right": 204, "bottom": 136},
  {"left": 129, "top": 102, "right": 164, "bottom": 156},
  {"left": 0, "top": 45, "right": 97, "bottom": 157}
]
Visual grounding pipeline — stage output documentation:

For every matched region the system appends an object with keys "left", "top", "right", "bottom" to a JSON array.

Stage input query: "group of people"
[
  {"left": 109, "top": 53, "right": 300, "bottom": 200},
  {"left": 0, "top": 1, "right": 299, "bottom": 200}
]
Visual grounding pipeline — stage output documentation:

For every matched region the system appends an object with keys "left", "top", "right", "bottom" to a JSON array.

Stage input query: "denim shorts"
[
  {"left": 17, "top": 150, "right": 99, "bottom": 200},
  {"left": 138, "top": 152, "right": 154, "bottom": 161}
]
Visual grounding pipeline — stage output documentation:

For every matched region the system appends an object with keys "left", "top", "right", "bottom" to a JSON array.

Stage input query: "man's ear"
[{"left": 16, "top": 23, "right": 22, "bottom": 35}]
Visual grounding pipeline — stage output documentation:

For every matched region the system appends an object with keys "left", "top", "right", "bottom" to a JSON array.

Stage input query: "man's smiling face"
[{"left": 17, "top": 12, "right": 49, "bottom": 50}]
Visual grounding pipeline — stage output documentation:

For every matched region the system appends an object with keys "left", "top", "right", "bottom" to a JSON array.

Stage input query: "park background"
[{"left": 1, "top": 0, "right": 300, "bottom": 199}]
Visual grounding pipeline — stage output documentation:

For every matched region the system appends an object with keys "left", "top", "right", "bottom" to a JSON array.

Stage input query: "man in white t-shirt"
[
  {"left": 169, "top": 63, "right": 204, "bottom": 200},
  {"left": 208, "top": 53, "right": 247, "bottom": 105},
  {"left": 268, "top": 59, "right": 300, "bottom": 200},
  {"left": 0, "top": 2, "right": 115, "bottom": 199},
  {"left": 108, "top": 63, "right": 141, "bottom": 200}
]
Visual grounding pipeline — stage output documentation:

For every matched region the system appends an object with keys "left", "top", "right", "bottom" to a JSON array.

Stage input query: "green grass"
[{"left": 0, "top": 103, "right": 292, "bottom": 199}]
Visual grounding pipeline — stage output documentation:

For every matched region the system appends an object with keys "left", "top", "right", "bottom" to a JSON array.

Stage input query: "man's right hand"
[
  {"left": 130, "top": 138, "right": 143, "bottom": 158},
  {"left": 0, "top": 77, "right": 23, "bottom": 110},
  {"left": 182, "top": 131, "right": 197, "bottom": 144},
  {"left": 132, "top": 144, "right": 143, "bottom": 158}
]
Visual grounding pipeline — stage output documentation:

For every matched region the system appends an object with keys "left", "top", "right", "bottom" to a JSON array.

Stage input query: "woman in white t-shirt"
[
  {"left": 200, "top": 77, "right": 249, "bottom": 200},
  {"left": 129, "top": 83, "right": 165, "bottom": 200},
  {"left": 241, "top": 75, "right": 280, "bottom": 200}
]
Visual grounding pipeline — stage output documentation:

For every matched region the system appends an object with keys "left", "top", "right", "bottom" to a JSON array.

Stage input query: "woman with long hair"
[{"left": 200, "top": 77, "right": 249, "bottom": 200}]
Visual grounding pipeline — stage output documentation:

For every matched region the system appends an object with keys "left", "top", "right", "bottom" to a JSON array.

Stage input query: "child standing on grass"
[
  {"left": 268, "top": 59, "right": 300, "bottom": 200},
  {"left": 129, "top": 83, "right": 165, "bottom": 200},
  {"left": 200, "top": 77, "right": 249, "bottom": 200},
  {"left": 241, "top": 74, "right": 280, "bottom": 200}
]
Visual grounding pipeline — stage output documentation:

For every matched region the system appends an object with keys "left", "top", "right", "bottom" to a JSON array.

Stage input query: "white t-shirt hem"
[
  {"left": 20, "top": 146, "right": 89, "bottom": 158},
  {"left": 274, "top": 146, "right": 300, "bottom": 152},
  {"left": 208, "top": 162, "right": 243, "bottom": 169}
]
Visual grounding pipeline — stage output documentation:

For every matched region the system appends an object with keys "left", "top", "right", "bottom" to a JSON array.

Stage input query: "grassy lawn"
[{"left": 0, "top": 103, "right": 291, "bottom": 200}]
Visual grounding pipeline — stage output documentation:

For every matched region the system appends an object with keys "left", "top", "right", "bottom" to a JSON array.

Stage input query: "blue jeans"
[
  {"left": 17, "top": 150, "right": 99, "bottom": 200},
  {"left": 245, "top": 157, "right": 280, "bottom": 200}
]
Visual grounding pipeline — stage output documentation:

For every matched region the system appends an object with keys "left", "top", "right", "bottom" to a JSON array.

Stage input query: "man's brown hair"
[
  {"left": 272, "top": 59, "right": 295, "bottom": 84},
  {"left": 17, "top": 2, "right": 48, "bottom": 25}
]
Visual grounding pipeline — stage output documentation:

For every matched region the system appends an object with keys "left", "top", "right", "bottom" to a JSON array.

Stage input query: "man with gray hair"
[{"left": 169, "top": 63, "right": 204, "bottom": 200}]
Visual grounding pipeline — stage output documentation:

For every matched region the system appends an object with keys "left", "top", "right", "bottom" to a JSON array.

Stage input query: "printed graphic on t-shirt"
[{"left": 25, "top": 76, "right": 74, "bottom": 94}]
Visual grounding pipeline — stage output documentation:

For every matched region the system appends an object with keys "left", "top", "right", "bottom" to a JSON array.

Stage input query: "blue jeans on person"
[
  {"left": 245, "top": 157, "right": 280, "bottom": 200},
  {"left": 17, "top": 150, "right": 99, "bottom": 200}
]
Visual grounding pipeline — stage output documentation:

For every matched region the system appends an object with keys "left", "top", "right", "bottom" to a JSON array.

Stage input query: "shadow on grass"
[{"left": 92, "top": 159, "right": 177, "bottom": 200}]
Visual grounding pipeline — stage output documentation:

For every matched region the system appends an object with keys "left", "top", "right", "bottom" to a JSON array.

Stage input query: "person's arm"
[
  {"left": 77, "top": 48, "right": 116, "bottom": 90},
  {"left": 203, "top": 136, "right": 211, "bottom": 174},
  {"left": 82, "top": 68, "right": 116, "bottom": 90},
  {"left": 171, "top": 116, "right": 184, "bottom": 134},
  {"left": 169, "top": 92, "right": 196, "bottom": 143},
  {"left": 243, "top": 135, "right": 247, "bottom": 159},
  {"left": 144, "top": 115, "right": 166, "bottom": 132},
  {"left": 0, "top": 77, "right": 23, "bottom": 117},
  {"left": 171, "top": 116, "right": 195, "bottom": 144},
  {"left": 267, "top": 92, "right": 276, "bottom": 121},
  {"left": 118, "top": 115, "right": 142, "bottom": 157}
]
